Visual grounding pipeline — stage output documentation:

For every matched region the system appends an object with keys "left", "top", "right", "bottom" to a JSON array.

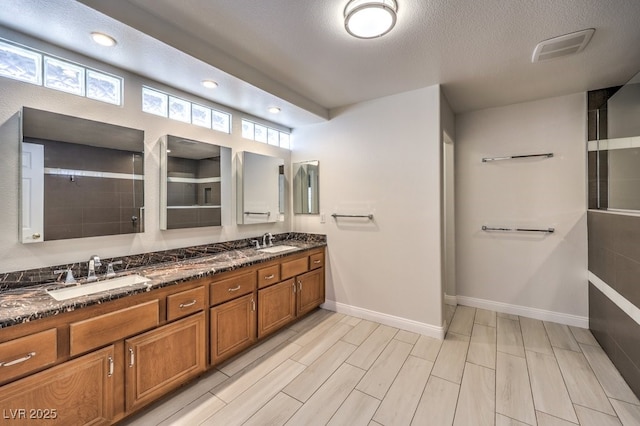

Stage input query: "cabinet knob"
[{"left": 32, "top": 233, "right": 41, "bottom": 239}]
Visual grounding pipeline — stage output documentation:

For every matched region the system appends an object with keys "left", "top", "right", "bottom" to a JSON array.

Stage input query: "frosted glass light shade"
[{"left": 344, "top": 0, "right": 397, "bottom": 39}]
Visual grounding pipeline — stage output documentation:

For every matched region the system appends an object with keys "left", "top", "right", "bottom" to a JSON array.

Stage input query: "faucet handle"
[
  {"left": 54, "top": 268, "right": 77, "bottom": 284},
  {"left": 250, "top": 239, "right": 261, "bottom": 249},
  {"left": 90, "top": 255, "right": 102, "bottom": 267},
  {"left": 106, "top": 260, "right": 123, "bottom": 278}
]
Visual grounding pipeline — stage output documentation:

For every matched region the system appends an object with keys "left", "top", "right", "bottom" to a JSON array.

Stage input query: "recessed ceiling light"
[
  {"left": 344, "top": 0, "right": 398, "bottom": 39},
  {"left": 201, "top": 80, "right": 218, "bottom": 89},
  {"left": 268, "top": 106, "right": 281, "bottom": 114},
  {"left": 91, "top": 32, "right": 117, "bottom": 47}
]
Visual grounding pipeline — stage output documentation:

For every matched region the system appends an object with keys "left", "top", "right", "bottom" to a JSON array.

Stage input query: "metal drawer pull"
[
  {"left": 292, "top": 282, "right": 296, "bottom": 293},
  {"left": 0, "top": 352, "right": 36, "bottom": 367},
  {"left": 129, "top": 348, "right": 135, "bottom": 367},
  {"left": 251, "top": 298, "right": 256, "bottom": 311},
  {"left": 298, "top": 281, "right": 303, "bottom": 291},
  {"left": 264, "top": 274, "right": 275, "bottom": 280},
  {"left": 107, "top": 356, "right": 114, "bottom": 377},
  {"left": 313, "top": 260, "right": 321, "bottom": 264},
  {"left": 228, "top": 285, "right": 241, "bottom": 292},
  {"left": 179, "top": 299, "right": 197, "bottom": 308}
]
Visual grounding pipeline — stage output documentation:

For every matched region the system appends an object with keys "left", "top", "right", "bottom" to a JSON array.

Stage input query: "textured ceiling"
[{"left": 2, "top": 0, "right": 640, "bottom": 128}]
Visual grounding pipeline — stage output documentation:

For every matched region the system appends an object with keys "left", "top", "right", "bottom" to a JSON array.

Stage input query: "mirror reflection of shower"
[{"left": 293, "top": 160, "right": 320, "bottom": 215}]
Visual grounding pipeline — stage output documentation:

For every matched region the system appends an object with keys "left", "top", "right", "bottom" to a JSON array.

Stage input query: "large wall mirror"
[
  {"left": 589, "top": 71, "right": 640, "bottom": 211},
  {"left": 237, "top": 151, "right": 284, "bottom": 224},
  {"left": 160, "top": 135, "right": 231, "bottom": 230},
  {"left": 20, "top": 107, "right": 145, "bottom": 243},
  {"left": 293, "top": 160, "right": 320, "bottom": 214}
]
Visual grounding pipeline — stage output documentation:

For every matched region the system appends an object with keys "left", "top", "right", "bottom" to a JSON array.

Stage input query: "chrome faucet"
[
  {"left": 87, "top": 255, "right": 102, "bottom": 281},
  {"left": 263, "top": 233, "right": 274, "bottom": 247}
]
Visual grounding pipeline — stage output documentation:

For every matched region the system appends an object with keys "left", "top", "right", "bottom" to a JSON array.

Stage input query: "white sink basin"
[
  {"left": 258, "top": 245, "right": 298, "bottom": 254},
  {"left": 46, "top": 274, "right": 150, "bottom": 301}
]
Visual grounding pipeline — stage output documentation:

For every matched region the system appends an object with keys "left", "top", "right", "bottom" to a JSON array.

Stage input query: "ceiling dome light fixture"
[
  {"left": 201, "top": 79, "right": 218, "bottom": 89},
  {"left": 91, "top": 32, "right": 117, "bottom": 47},
  {"left": 267, "top": 106, "right": 281, "bottom": 114},
  {"left": 344, "top": 0, "right": 398, "bottom": 39}
]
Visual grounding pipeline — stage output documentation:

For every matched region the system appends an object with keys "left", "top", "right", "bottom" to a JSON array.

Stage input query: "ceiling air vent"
[{"left": 532, "top": 28, "right": 595, "bottom": 63}]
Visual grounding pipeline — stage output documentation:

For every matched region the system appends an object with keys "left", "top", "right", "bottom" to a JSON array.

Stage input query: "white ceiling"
[{"left": 2, "top": 0, "right": 640, "bottom": 129}]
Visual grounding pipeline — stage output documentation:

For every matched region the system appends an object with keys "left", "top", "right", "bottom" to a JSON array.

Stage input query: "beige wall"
[
  {"left": 455, "top": 93, "right": 589, "bottom": 325},
  {"left": 0, "top": 28, "right": 291, "bottom": 273},
  {"left": 292, "top": 85, "right": 444, "bottom": 336}
]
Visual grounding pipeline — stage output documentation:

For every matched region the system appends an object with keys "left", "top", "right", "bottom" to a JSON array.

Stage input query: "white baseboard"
[
  {"left": 321, "top": 300, "right": 445, "bottom": 339},
  {"left": 444, "top": 294, "right": 457, "bottom": 306},
  {"left": 455, "top": 295, "right": 589, "bottom": 328}
]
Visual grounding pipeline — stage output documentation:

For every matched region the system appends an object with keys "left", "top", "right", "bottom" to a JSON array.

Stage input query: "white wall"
[
  {"left": 455, "top": 93, "right": 588, "bottom": 325},
  {"left": 0, "top": 29, "right": 291, "bottom": 273},
  {"left": 292, "top": 86, "right": 444, "bottom": 336}
]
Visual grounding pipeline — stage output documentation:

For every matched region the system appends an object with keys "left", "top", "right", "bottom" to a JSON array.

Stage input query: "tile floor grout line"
[{"left": 119, "top": 307, "right": 637, "bottom": 426}]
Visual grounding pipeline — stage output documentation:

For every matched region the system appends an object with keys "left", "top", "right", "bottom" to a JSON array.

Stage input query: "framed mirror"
[
  {"left": 589, "top": 70, "right": 640, "bottom": 211},
  {"left": 20, "top": 107, "right": 145, "bottom": 243},
  {"left": 237, "top": 151, "right": 285, "bottom": 224},
  {"left": 293, "top": 160, "right": 320, "bottom": 214},
  {"left": 160, "top": 135, "right": 231, "bottom": 230}
]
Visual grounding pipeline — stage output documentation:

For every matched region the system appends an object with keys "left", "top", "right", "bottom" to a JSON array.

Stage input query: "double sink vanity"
[{"left": 0, "top": 233, "right": 326, "bottom": 425}]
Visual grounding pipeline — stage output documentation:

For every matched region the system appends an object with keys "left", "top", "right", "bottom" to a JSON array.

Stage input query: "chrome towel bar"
[
  {"left": 482, "top": 225, "right": 554, "bottom": 234},
  {"left": 331, "top": 213, "right": 374, "bottom": 220},
  {"left": 244, "top": 211, "right": 271, "bottom": 216},
  {"left": 482, "top": 153, "right": 553, "bottom": 162}
]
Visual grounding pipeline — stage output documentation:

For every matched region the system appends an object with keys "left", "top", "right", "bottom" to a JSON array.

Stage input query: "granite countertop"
[{"left": 0, "top": 234, "right": 326, "bottom": 329}]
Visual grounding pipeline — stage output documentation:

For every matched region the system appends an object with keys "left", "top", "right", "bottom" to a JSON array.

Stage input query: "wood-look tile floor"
[{"left": 120, "top": 306, "right": 640, "bottom": 426}]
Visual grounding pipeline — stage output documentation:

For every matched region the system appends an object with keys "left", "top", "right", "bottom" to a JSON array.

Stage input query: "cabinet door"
[
  {"left": 0, "top": 345, "right": 114, "bottom": 425},
  {"left": 125, "top": 313, "right": 205, "bottom": 412},
  {"left": 258, "top": 279, "right": 297, "bottom": 338},
  {"left": 297, "top": 268, "right": 325, "bottom": 317},
  {"left": 210, "top": 293, "right": 257, "bottom": 364}
]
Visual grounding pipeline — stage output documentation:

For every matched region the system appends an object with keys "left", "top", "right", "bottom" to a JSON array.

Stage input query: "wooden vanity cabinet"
[
  {"left": 0, "top": 345, "right": 115, "bottom": 425},
  {"left": 296, "top": 267, "right": 325, "bottom": 317},
  {"left": 125, "top": 312, "right": 206, "bottom": 411},
  {"left": 258, "top": 279, "right": 297, "bottom": 338},
  {"left": 0, "top": 245, "right": 325, "bottom": 424},
  {"left": 209, "top": 271, "right": 258, "bottom": 364},
  {"left": 210, "top": 293, "right": 257, "bottom": 364},
  {"left": 258, "top": 249, "right": 325, "bottom": 338},
  {"left": 0, "top": 328, "right": 57, "bottom": 384}
]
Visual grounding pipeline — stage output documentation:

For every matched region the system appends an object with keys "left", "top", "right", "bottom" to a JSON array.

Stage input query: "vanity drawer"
[
  {"left": 70, "top": 300, "right": 159, "bottom": 356},
  {"left": 281, "top": 256, "right": 309, "bottom": 280},
  {"left": 210, "top": 272, "right": 256, "bottom": 306},
  {"left": 309, "top": 252, "right": 324, "bottom": 270},
  {"left": 167, "top": 286, "right": 206, "bottom": 321},
  {"left": 257, "top": 265, "right": 280, "bottom": 289},
  {"left": 0, "top": 328, "right": 57, "bottom": 383}
]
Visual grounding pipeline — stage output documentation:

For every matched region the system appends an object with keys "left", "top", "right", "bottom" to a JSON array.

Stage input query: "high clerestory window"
[
  {"left": 241, "top": 119, "right": 290, "bottom": 149},
  {"left": 0, "top": 39, "right": 123, "bottom": 106},
  {"left": 142, "top": 86, "right": 231, "bottom": 134}
]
